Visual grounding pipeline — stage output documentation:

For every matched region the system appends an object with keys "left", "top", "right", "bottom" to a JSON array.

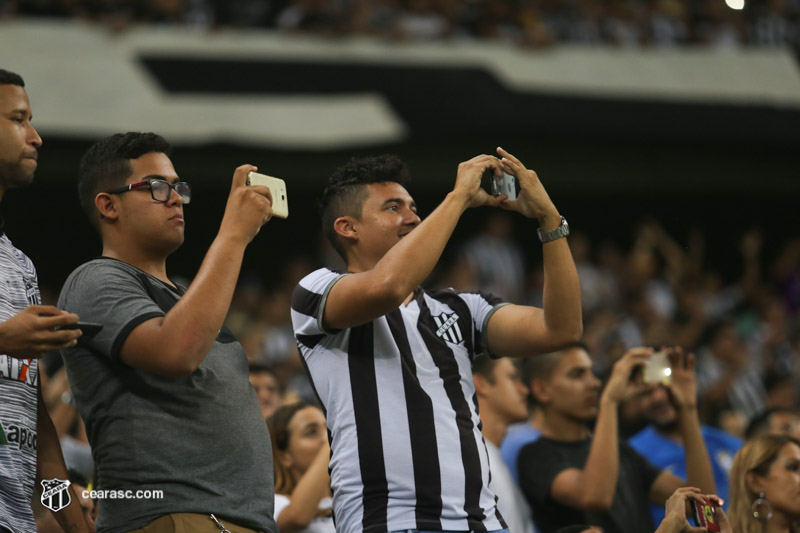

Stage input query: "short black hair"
[
  {"left": 0, "top": 69, "right": 25, "bottom": 87},
  {"left": 746, "top": 407, "right": 800, "bottom": 440},
  {"left": 472, "top": 354, "right": 500, "bottom": 384},
  {"left": 556, "top": 526, "right": 602, "bottom": 533},
  {"left": 319, "top": 154, "right": 410, "bottom": 261},
  {"left": 249, "top": 364, "right": 276, "bottom": 376},
  {"left": 78, "top": 132, "right": 171, "bottom": 231}
]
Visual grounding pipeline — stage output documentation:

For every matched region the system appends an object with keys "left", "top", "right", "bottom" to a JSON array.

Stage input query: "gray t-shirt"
[{"left": 58, "top": 258, "right": 276, "bottom": 533}]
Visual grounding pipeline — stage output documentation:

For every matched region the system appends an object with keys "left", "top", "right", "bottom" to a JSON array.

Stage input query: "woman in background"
[
  {"left": 729, "top": 434, "right": 800, "bottom": 533},
  {"left": 269, "top": 402, "right": 333, "bottom": 533}
]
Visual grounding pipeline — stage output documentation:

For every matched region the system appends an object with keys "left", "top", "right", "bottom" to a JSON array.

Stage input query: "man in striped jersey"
[
  {"left": 292, "top": 148, "right": 582, "bottom": 533},
  {"left": 0, "top": 69, "right": 92, "bottom": 533}
]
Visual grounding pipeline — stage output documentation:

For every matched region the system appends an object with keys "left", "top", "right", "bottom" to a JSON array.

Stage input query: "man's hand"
[
  {"left": 656, "top": 487, "right": 731, "bottom": 533},
  {"left": 218, "top": 164, "right": 273, "bottom": 245},
  {"left": 496, "top": 147, "right": 558, "bottom": 223},
  {"left": 452, "top": 154, "right": 506, "bottom": 209},
  {"left": 666, "top": 347, "right": 698, "bottom": 412},
  {"left": 0, "top": 305, "right": 81, "bottom": 358},
  {"left": 601, "top": 346, "right": 652, "bottom": 405}
]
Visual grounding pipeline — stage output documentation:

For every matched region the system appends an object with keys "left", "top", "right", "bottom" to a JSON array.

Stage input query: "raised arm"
[
  {"left": 323, "top": 154, "right": 505, "bottom": 330},
  {"left": 550, "top": 348, "right": 651, "bottom": 511},
  {"left": 486, "top": 147, "right": 582, "bottom": 356},
  {"left": 649, "top": 348, "right": 716, "bottom": 505},
  {"left": 118, "top": 164, "right": 273, "bottom": 377}
]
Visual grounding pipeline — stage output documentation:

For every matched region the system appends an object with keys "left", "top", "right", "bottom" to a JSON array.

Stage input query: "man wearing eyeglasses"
[{"left": 57, "top": 132, "right": 278, "bottom": 533}]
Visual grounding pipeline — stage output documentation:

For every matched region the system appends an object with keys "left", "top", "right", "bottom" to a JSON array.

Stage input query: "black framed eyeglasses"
[{"left": 106, "top": 179, "right": 191, "bottom": 204}]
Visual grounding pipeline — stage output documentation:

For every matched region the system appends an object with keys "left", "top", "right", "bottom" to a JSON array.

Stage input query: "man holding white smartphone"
[
  {"left": 291, "top": 148, "right": 583, "bottom": 533},
  {"left": 58, "top": 132, "right": 277, "bottom": 533}
]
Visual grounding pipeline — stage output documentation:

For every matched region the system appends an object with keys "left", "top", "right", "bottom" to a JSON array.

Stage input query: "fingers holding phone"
[{"left": 220, "top": 165, "right": 275, "bottom": 244}]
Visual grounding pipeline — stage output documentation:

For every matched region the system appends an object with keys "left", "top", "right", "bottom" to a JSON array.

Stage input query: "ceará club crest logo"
[{"left": 41, "top": 478, "right": 71, "bottom": 512}]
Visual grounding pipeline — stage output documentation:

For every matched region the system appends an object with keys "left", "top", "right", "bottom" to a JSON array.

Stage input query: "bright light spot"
[
  {"left": 664, "top": 368, "right": 672, "bottom": 376},
  {"left": 725, "top": 0, "right": 745, "bottom": 10}
]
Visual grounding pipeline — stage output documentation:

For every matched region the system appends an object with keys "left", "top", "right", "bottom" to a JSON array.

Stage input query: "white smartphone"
[
  {"left": 246, "top": 171, "right": 289, "bottom": 219},
  {"left": 643, "top": 351, "right": 671, "bottom": 384}
]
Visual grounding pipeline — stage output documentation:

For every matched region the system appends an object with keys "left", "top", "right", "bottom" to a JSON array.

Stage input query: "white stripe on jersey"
[{"left": 291, "top": 268, "right": 508, "bottom": 533}]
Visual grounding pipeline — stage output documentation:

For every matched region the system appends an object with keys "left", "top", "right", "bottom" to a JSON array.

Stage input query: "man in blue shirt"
[{"left": 629, "top": 382, "right": 741, "bottom": 526}]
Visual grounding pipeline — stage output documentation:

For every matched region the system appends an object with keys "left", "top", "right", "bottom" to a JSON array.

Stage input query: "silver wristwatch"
[{"left": 537, "top": 216, "right": 569, "bottom": 243}]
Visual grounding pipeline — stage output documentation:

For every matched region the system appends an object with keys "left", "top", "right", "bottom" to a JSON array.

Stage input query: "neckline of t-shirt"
[{"left": 94, "top": 255, "right": 184, "bottom": 295}]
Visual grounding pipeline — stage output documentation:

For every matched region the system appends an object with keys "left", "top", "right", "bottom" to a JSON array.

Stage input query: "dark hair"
[
  {"left": 78, "top": 132, "right": 171, "bottom": 231},
  {"left": 319, "top": 154, "right": 410, "bottom": 261},
  {"left": 268, "top": 401, "right": 316, "bottom": 495},
  {"left": 0, "top": 69, "right": 25, "bottom": 87},
  {"left": 746, "top": 407, "right": 800, "bottom": 440},
  {"left": 248, "top": 364, "right": 276, "bottom": 376},
  {"left": 472, "top": 354, "right": 500, "bottom": 384}
]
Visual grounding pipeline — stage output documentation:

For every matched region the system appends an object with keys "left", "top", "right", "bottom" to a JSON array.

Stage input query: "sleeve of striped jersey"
[
  {"left": 291, "top": 268, "right": 347, "bottom": 345},
  {"left": 57, "top": 261, "right": 165, "bottom": 361},
  {"left": 457, "top": 291, "right": 510, "bottom": 356}
]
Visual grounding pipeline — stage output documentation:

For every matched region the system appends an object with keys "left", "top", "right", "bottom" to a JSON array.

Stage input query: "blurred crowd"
[{"left": 1, "top": 0, "right": 799, "bottom": 48}]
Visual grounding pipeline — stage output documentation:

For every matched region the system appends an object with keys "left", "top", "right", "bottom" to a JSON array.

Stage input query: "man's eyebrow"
[{"left": 141, "top": 174, "right": 180, "bottom": 183}]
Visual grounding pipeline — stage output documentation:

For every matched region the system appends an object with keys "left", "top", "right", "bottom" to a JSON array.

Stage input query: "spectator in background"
[
  {"left": 746, "top": 408, "right": 800, "bottom": 442},
  {"left": 629, "top": 379, "right": 742, "bottom": 525},
  {"left": 518, "top": 345, "right": 716, "bottom": 533},
  {"left": 696, "top": 319, "right": 767, "bottom": 425},
  {"left": 473, "top": 354, "right": 535, "bottom": 533},
  {"left": 728, "top": 434, "right": 800, "bottom": 533},
  {"left": 268, "top": 402, "right": 333, "bottom": 533},
  {"left": 0, "top": 68, "right": 89, "bottom": 533},
  {"left": 460, "top": 211, "right": 525, "bottom": 303},
  {"left": 500, "top": 347, "right": 552, "bottom": 484},
  {"left": 249, "top": 364, "right": 283, "bottom": 420}
]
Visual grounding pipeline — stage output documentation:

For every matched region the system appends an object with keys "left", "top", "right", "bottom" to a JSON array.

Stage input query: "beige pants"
[{"left": 128, "top": 513, "right": 263, "bottom": 533}]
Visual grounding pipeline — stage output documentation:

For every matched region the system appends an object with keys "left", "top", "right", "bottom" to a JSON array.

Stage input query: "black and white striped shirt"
[
  {"left": 0, "top": 232, "right": 41, "bottom": 533},
  {"left": 291, "top": 268, "right": 509, "bottom": 533}
]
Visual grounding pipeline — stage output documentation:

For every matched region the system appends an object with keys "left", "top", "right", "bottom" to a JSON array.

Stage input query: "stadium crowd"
[{"left": 1, "top": 0, "right": 799, "bottom": 48}]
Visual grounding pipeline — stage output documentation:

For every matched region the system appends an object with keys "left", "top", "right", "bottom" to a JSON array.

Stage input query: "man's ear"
[
  {"left": 334, "top": 216, "right": 358, "bottom": 244},
  {"left": 94, "top": 192, "right": 119, "bottom": 222},
  {"left": 473, "top": 373, "right": 491, "bottom": 398},
  {"left": 530, "top": 379, "right": 551, "bottom": 405}
]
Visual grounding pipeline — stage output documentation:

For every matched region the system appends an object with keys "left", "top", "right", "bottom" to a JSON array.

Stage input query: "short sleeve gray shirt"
[{"left": 58, "top": 258, "right": 276, "bottom": 533}]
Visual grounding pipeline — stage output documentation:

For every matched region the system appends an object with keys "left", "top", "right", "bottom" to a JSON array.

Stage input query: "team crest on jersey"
[
  {"left": 41, "top": 478, "right": 71, "bottom": 512},
  {"left": 433, "top": 312, "right": 464, "bottom": 345}
]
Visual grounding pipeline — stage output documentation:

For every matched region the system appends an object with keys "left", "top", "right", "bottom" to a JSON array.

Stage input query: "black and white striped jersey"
[
  {"left": 291, "top": 268, "right": 509, "bottom": 533},
  {"left": 0, "top": 233, "right": 41, "bottom": 533}
]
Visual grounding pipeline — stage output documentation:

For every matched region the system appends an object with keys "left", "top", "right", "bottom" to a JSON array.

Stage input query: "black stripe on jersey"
[
  {"left": 386, "top": 309, "right": 443, "bottom": 529},
  {"left": 296, "top": 333, "right": 325, "bottom": 349},
  {"left": 291, "top": 284, "right": 323, "bottom": 317},
  {"left": 347, "top": 322, "right": 389, "bottom": 531},
  {"left": 417, "top": 295, "right": 487, "bottom": 531}
]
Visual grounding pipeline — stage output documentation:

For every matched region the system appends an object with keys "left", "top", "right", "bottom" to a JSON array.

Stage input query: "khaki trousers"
[{"left": 128, "top": 513, "right": 264, "bottom": 533}]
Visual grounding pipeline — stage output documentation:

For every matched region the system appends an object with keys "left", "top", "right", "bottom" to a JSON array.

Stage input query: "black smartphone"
[{"left": 55, "top": 322, "right": 104, "bottom": 341}]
